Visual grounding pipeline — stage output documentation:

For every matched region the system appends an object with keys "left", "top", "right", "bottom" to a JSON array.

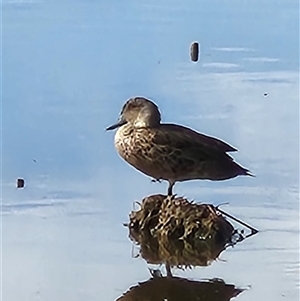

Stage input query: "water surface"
[{"left": 2, "top": 1, "right": 299, "bottom": 300}]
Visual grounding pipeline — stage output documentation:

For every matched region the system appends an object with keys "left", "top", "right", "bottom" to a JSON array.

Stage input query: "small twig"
[
  {"left": 215, "top": 202, "right": 230, "bottom": 209},
  {"left": 243, "top": 230, "right": 258, "bottom": 239},
  {"left": 149, "top": 268, "right": 163, "bottom": 278},
  {"left": 216, "top": 207, "right": 259, "bottom": 235}
]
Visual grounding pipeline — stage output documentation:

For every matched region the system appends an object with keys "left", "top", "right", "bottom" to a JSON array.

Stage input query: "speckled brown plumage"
[{"left": 107, "top": 97, "right": 251, "bottom": 195}]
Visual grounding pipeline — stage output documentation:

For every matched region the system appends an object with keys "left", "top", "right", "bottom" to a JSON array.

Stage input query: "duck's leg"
[
  {"left": 167, "top": 181, "right": 175, "bottom": 196},
  {"left": 166, "top": 262, "right": 173, "bottom": 277}
]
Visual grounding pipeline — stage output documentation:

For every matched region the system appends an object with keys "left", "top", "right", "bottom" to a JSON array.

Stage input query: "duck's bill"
[{"left": 106, "top": 119, "right": 127, "bottom": 131}]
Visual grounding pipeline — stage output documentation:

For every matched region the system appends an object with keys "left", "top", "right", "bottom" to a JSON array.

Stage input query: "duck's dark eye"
[{"left": 127, "top": 102, "right": 135, "bottom": 109}]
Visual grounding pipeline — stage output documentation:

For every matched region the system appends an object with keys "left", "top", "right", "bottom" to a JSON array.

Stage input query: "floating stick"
[{"left": 215, "top": 207, "right": 258, "bottom": 235}]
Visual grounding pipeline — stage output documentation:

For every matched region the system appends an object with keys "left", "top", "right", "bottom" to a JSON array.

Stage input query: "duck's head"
[{"left": 106, "top": 97, "right": 161, "bottom": 130}]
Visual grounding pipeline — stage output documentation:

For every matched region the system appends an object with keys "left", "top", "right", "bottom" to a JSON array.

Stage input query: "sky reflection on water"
[{"left": 2, "top": 0, "right": 299, "bottom": 300}]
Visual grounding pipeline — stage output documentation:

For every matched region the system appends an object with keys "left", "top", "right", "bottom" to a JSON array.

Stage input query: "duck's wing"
[{"left": 154, "top": 124, "right": 237, "bottom": 154}]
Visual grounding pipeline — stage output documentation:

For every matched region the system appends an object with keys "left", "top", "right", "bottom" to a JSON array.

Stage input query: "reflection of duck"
[
  {"left": 116, "top": 276, "right": 244, "bottom": 301},
  {"left": 107, "top": 97, "right": 251, "bottom": 195}
]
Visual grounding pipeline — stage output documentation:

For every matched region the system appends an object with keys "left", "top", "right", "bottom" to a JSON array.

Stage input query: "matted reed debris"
[{"left": 125, "top": 194, "right": 255, "bottom": 268}]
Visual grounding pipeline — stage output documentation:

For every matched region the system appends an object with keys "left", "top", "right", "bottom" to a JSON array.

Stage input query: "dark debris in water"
[
  {"left": 190, "top": 41, "right": 199, "bottom": 62},
  {"left": 16, "top": 178, "right": 25, "bottom": 188}
]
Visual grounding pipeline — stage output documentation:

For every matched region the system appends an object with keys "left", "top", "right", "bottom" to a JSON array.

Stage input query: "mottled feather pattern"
[
  {"left": 108, "top": 97, "right": 251, "bottom": 194},
  {"left": 115, "top": 123, "right": 249, "bottom": 182}
]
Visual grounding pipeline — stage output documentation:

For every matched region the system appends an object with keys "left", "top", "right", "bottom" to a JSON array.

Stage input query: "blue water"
[{"left": 2, "top": 1, "right": 299, "bottom": 300}]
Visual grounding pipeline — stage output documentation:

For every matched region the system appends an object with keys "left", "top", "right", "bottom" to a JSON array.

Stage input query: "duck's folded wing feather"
[{"left": 153, "top": 124, "right": 237, "bottom": 153}]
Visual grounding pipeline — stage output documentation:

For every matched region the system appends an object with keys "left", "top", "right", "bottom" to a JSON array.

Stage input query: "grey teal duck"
[{"left": 107, "top": 97, "right": 251, "bottom": 195}]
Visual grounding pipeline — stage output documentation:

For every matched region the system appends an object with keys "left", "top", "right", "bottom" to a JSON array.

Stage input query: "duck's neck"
[
  {"left": 134, "top": 112, "right": 161, "bottom": 128},
  {"left": 134, "top": 120, "right": 150, "bottom": 128}
]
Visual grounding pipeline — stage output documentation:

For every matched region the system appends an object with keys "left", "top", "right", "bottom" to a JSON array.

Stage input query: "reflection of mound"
[
  {"left": 116, "top": 276, "right": 244, "bottom": 301},
  {"left": 126, "top": 194, "right": 235, "bottom": 268}
]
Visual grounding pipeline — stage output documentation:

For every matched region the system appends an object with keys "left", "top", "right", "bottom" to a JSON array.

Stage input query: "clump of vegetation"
[{"left": 126, "top": 194, "right": 235, "bottom": 268}]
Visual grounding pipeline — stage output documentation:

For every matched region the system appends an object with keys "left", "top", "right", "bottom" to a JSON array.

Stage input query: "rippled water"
[{"left": 2, "top": 1, "right": 299, "bottom": 300}]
